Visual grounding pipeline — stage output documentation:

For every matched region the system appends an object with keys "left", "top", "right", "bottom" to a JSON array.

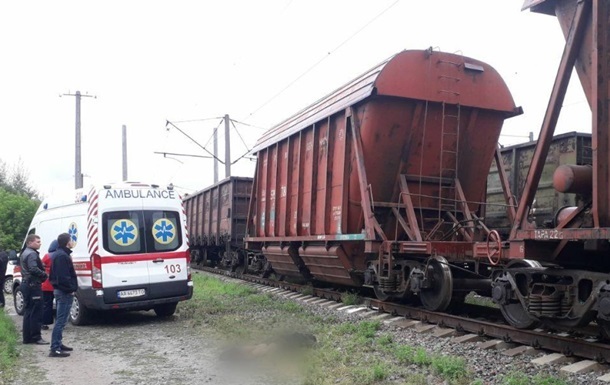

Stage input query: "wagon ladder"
[{"left": 437, "top": 57, "right": 463, "bottom": 220}]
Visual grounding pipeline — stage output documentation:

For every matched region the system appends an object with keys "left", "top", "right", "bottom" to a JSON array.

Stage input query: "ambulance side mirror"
[{"left": 8, "top": 250, "right": 18, "bottom": 261}]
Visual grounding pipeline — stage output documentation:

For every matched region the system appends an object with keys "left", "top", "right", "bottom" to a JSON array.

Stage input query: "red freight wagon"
[
  {"left": 246, "top": 49, "right": 520, "bottom": 310},
  {"left": 185, "top": 176, "right": 253, "bottom": 271}
]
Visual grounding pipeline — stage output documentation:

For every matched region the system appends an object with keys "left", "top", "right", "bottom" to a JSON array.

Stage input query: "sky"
[{"left": 0, "top": 1, "right": 591, "bottom": 198}]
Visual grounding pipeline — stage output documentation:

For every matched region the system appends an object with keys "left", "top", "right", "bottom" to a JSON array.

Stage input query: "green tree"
[
  {"left": 0, "top": 188, "right": 39, "bottom": 250},
  {"left": 0, "top": 159, "right": 39, "bottom": 200},
  {"left": 0, "top": 158, "right": 40, "bottom": 251}
]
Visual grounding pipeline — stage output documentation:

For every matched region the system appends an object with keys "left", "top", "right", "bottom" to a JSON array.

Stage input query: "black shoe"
[
  {"left": 60, "top": 344, "right": 73, "bottom": 352},
  {"left": 41, "top": 325, "right": 49, "bottom": 330},
  {"left": 35, "top": 339, "right": 50, "bottom": 345},
  {"left": 49, "top": 350, "right": 70, "bottom": 358}
]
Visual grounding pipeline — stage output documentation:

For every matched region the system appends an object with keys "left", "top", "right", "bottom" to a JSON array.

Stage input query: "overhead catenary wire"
[
  {"left": 172, "top": 117, "right": 224, "bottom": 124},
  {"left": 165, "top": 120, "right": 224, "bottom": 163},
  {"left": 201, "top": 117, "right": 226, "bottom": 149},
  {"left": 231, "top": 119, "right": 250, "bottom": 151},
  {"left": 229, "top": 118, "right": 268, "bottom": 131},
  {"left": 241, "top": 0, "right": 400, "bottom": 123}
]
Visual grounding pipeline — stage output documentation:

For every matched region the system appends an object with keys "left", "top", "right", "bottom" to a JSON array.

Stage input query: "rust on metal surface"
[
  {"left": 247, "top": 49, "right": 517, "bottom": 285},
  {"left": 592, "top": 0, "right": 610, "bottom": 227},
  {"left": 184, "top": 176, "right": 253, "bottom": 248},
  {"left": 553, "top": 164, "right": 593, "bottom": 194},
  {"left": 510, "top": 0, "right": 591, "bottom": 240}
]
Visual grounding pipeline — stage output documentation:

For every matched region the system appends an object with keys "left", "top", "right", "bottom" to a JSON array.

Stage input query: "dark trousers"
[
  {"left": 42, "top": 291, "right": 54, "bottom": 325},
  {"left": 0, "top": 276, "right": 5, "bottom": 307},
  {"left": 22, "top": 282, "right": 43, "bottom": 343}
]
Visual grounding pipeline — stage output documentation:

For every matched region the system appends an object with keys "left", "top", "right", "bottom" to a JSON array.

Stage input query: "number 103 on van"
[{"left": 164, "top": 264, "right": 182, "bottom": 274}]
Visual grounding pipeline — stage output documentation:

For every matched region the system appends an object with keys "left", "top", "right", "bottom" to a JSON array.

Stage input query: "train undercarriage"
[
  {"left": 190, "top": 245, "right": 273, "bottom": 277},
  {"left": 491, "top": 260, "right": 610, "bottom": 336},
  {"left": 365, "top": 255, "right": 492, "bottom": 310},
  {"left": 190, "top": 235, "right": 610, "bottom": 340}
]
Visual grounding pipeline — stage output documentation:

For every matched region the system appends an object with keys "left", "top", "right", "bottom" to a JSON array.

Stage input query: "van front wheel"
[
  {"left": 3, "top": 276, "right": 13, "bottom": 294},
  {"left": 154, "top": 303, "right": 177, "bottom": 317},
  {"left": 13, "top": 285, "right": 24, "bottom": 315},
  {"left": 70, "top": 295, "right": 93, "bottom": 326}
]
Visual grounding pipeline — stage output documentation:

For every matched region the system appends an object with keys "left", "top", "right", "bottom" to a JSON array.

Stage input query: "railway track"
[{"left": 197, "top": 265, "right": 610, "bottom": 378}]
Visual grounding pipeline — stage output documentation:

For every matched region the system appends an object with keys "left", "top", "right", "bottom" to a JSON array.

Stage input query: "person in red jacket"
[{"left": 41, "top": 240, "right": 58, "bottom": 330}]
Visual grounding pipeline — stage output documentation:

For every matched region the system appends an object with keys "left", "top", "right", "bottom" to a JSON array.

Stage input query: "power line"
[
  {"left": 241, "top": 0, "right": 399, "bottom": 122},
  {"left": 202, "top": 118, "right": 226, "bottom": 149},
  {"left": 230, "top": 119, "right": 250, "bottom": 151},
  {"left": 165, "top": 120, "right": 224, "bottom": 163},
  {"left": 230, "top": 118, "right": 268, "bottom": 131},
  {"left": 154, "top": 151, "right": 213, "bottom": 159},
  {"left": 172, "top": 117, "right": 224, "bottom": 124}
]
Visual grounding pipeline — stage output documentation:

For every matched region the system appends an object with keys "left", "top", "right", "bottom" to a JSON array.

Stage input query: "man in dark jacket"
[
  {"left": 49, "top": 233, "right": 77, "bottom": 358},
  {"left": 0, "top": 248, "right": 8, "bottom": 308},
  {"left": 20, "top": 234, "right": 48, "bottom": 345}
]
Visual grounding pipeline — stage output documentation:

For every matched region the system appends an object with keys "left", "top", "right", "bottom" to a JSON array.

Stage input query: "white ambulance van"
[{"left": 13, "top": 182, "right": 193, "bottom": 325}]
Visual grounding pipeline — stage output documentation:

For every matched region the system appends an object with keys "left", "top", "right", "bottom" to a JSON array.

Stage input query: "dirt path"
[{"left": 5, "top": 295, "right": 284, "bottom": 385}]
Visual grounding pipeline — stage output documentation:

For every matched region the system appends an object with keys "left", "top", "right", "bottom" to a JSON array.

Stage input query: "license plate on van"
[{"left": 117, "top": 289, "right": 146, "bottom": 298}]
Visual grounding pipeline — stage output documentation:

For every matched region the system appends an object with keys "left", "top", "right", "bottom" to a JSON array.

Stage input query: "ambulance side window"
[
  {"left": 102, "top": 211, "right": 144, "bottom": 254},
  {"left": 145, "top": 210, "right": 181, "bottom": 252}
]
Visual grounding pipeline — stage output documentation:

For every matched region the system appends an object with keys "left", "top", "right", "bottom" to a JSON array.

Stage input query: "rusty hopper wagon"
[
  {"left": 487, "top": 0, "right": 610, "bottom": 336},
  {"left": 184, "top": 176, "right": 253, "bottom": 272},
  {"left": 245, "top": 49, "right": 521, "bottom": 311}
]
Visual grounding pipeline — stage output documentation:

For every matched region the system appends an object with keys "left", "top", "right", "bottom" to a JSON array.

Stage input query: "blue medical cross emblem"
[
  {"left": 112, "top": 220, "right": 138, "bottom": 246},
  {"left": 68, "top": 222, "right": 78, "bottom": 244},
  {"left": 153, "top": 219, "right": 175, "bottom": 244}
]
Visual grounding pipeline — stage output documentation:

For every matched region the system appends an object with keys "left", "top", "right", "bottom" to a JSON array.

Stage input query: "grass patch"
[
  {"left": 430, "top": 355, "right": 468, "bottom": 380},
  {"left": 340, "top": 291, "right": 361, "bottom": 305},
  {"left": 465, "top": 291, "right": 499, "bottom": 308},
  {"left": 300, "top": 285, "right": 314, "bottom": 296},
  {"left": 187, "top": 273, "right": 569, "bottom": 385},
  {"left": 351, "top": 361, "right": 390, "bottom": 384},
  {"left": 502, "top": 371, "right": 570, "bottom": 385},
  {"left": 0, "top": 309, "right": 19, "bottom": 381}
]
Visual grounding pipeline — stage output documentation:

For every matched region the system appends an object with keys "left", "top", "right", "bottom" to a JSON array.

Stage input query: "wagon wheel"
[
  {"left": 498, "top": 259, "right": 541, "bottom": 329},
  {"left": 373, "top": 285, "right": 393, "bottom": 302},
  {"left": 598, "top": 319, "right": 610, "bottom": 341},
  {"left": 419, "top": 256, "right": 453, "bottom": 312},
  {"left": 553, "top": 312, "right": 596, "bottom": 329},
  {"left": 233, "top": 251, "right": 248, "bottom": 276},
  {"left": 234, "top": 263, "right": 247, "bottom": 276}
]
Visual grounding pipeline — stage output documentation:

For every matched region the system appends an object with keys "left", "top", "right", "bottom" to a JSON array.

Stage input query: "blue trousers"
[{"left": 51, "top": 290, "right": 73, "bottom": 351}]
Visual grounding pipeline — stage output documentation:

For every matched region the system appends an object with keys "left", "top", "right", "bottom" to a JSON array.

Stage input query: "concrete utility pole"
[
  {"left": 62, "top": 90, "right": 95, "bottom": 189},
  {"left": 224, "top": 114, "right": 231, "bottom": 178},
  {"left": 122, "top": 125, "right": 128, "bottom": 181}
]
